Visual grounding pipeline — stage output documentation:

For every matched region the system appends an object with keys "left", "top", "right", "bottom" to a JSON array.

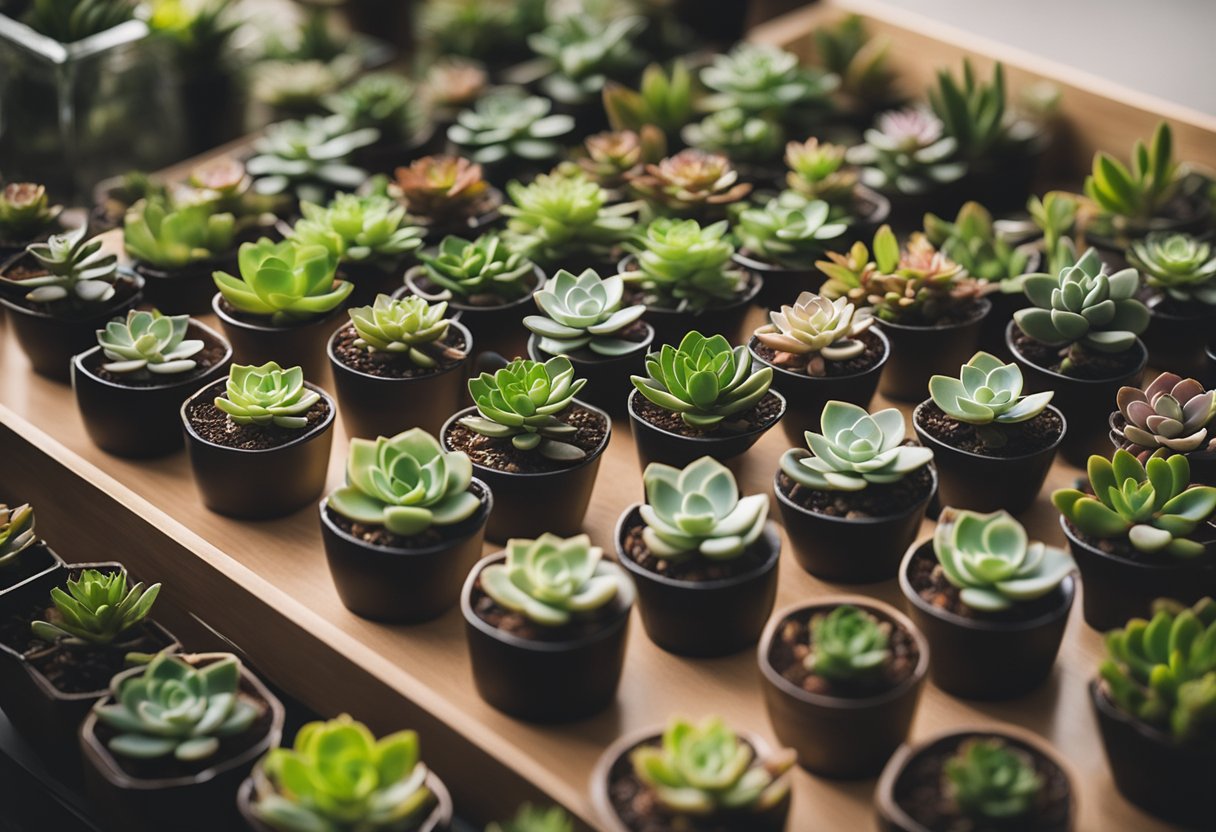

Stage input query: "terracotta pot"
[
  {"left": 876, "top": 299, "right": 991, "bottom": 403},
  {"left": 627, "top": 389, "right": 786, "bottom": 474},
  {"left": 211, "top": 294, "right": 346, "bottom": 381},
  {"left": 526, "top": 327, "right": 653, "bottom": 419}
]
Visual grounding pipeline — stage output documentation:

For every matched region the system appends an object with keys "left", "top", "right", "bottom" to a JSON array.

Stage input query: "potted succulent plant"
[
  {"left": 615, "top": 456, "right": 780, "bottom": 657},
  {"left": 239, "top": 713, "right": 452, "bottom": 832},
  {"left": 211, "top": 238, "right": 352, "bottom": 378},
  {"left": 487, "top": 803, "right": 573, "bottom": 832},
  {"left": 699, "top": 42, "right": 836, "bottom": 138},
  {"left": 1008, "top": 248, "right": 1149, "bottom": 463},
  {"left": 320, "top": 429, "right": 490, "bottom": 622},
  {"left": 1053, "top": 450, "right": 1216, "bottom": 629},
  {"left": 0, "top": 503, "right": 60, "bottom": 597},
  {"left": 404, "top": 233, "right": 540, "bottom": 362},
  {"left": 782, "top": 139, "right": 890, "bottom": 241},
  {"left": 441, "top": 356, "right": 610, "bottom": 540},
  {"left": 1090, "top": 597, "right": 1215, "bottom": 827},
  {"left": 0, "top": 182, "right": 63, "bottom": 255},
  {"left": 122, "top": 197, "right": 238, "bottom": 314},
  {"left": 1126, "top": 232, "right": 1216, "bottom": 375},
  {"left": 846, "top": 107, "right": 966, "bottom": 217},
  {"left": 876, "top": 729, "right": 1075, "bottom": 832},
  {"left": 626, "top": 149, "right": 752, "bottom": 222},
  {"left": 323, "top": 72, "right": 434, "bottom": 174},
  {"left": 422, "top": 58, "right": 489, "bottom": 131},
  {"left": 819, "top": 225, "right": 988, "bottom": 402},
  {"left": 749, "top": 291, "right": 889, "bottom": 442},
  {"left": 80, "top": 652, "right": 284, "bottom": 832},
  {"left": 392, "top": 155, "right": 502, "bottom": 242},
  {"left": 629, "top": 332, "right": 783, "bottom": 471},
  {"left": 72, "top": 309, "right": 233, "bottom": 458},
  {"left": 758, "top": 599, "right": 928, "bottom": 778},
  {"left": 0, "top": 224, "right": 143, "bottom": 382},
  {"left": 461, "top": 533, "right": 635, "bottom": 722},
  {"left": 181, "top": 362, "right": 336, "bottom": 519},
  {"left": 591, "top": 716, "right": 795, "bottom": 832},
  {"left": 621, "top": 217, "right": 761, "bottom": 345},
  {"left": 900, "top": 508, "right": 1076, "bottom": 700},
  {"left": 328, "top": 294, "right": 472, "bottom": 440},
  {"left": 776, "top": 401, "right": 936, "bottom": 583},
  {"left": 915, "top": 351, "right": 1063, "bottom": 513},
  {"left": 682, "top": 107, "right": 784, "bottom": 183},
  {"left": 602, "top": 61, "right": 697, "bottom": 146},
  {"left": 1110, "top": 372, "right": 1216, "bottom": 486},
  {"left": 247, "top": 115, "right": 379, "bottom": 209},
  {"left": 570, "top": 128, "right": 667, "bottom": 202},
  {"left": 447, "top": 87, "right": 575, "bottom": 184},
  {"left": 812, "top": 15, "right": 901, "bottom": 128}
]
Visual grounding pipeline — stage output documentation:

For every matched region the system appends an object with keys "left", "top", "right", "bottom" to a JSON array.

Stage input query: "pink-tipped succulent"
[
  {"left": 627, "top": 149, "right": 752, "bottom": 216},
  {"left": 1115, "top": 372, "right": 1216, "bottom": 461}
]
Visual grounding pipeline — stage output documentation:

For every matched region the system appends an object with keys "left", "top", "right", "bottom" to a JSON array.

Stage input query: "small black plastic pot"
[
  {"left": 416, "top": 190, "right": 504, "bottom": 246},
  {"left": 80, "top": 653, "right": 285, "bottom": 832},
  {"left": 732, "top": 251, "right": 822, "bottom": 310},
  {"left": 758, "top": 598, "right": 928, "bottom": 779},
  {"left": 614, "top": 504, "right": 781, "bottom": 657},
  {"left": 912, "top": 400, "right": 1064, "bottom": 515},
  {"left": 72, "top": 320, "right": 233, "bottom": 458},
  {"left": 627, "top": 389, "right": 786, "bottom": 473},
  {"left": 1141, "top": 300, "right": 1216, "bottom": 378},
  {"left": 318, "top": 480, "right": 491, "bottom": 623},
  {"left": 1007, "top": 320, "right": 1147, "bottom": 466},
  {"left": 899, "top": 540, "right": 1075, "bottom": 700},
  {"left": 619, "top": 254, "right": 763, "bottom": 347},
  {"left": 134, "top": 256, "right": 234, "bottom": 316},
  {"left": 0, "top": 541, "right": 61, "bottom": 598},
  {"left": 440, "top": 402, "right": 610, "bottom": 541},
  {"left": 1060, "top": 516, "right": 1215, "bottom": 631},
  {"left": 461, "top": 551, "right": 635, "bottom": 723},
  {"left": 526, "top": 328, "right": 653, "bottom": 419},
  {"left": 875, "top": 298, "right": 991, "bottom": 402},
  {"left": 328, "top": 319, "right": 473, "bottom": 440},
  {"left": 181, "top": 379, "right": 336, "bottom": 519},
  {"left": 773, "top": 467, "right": 936, "bottom": 584},
  {"left": 211, "top": 294, "right": 344, "bottom": 380},
  {"left": 749, "top": 330, "right": 889, "bottom": 444},
  {"left": 1090, "top": 679, "right": 1214, "bottom": 828},
  {"left": 339, "top": 257, "right": 413, "bottom": 308}
]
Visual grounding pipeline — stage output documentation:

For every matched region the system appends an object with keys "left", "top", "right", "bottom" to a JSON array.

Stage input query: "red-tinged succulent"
[
  {"left": 577, "top": 127, "right": 666, "bottom": 190},
  {"left": 393, "top": 155, "right": 494, "bottom": 227},
  {"left": 1114, "top": 372, "right": 1216, "bottom": 461},
  {"left": 627, "top": 149, "right": 752, "bottom": 217}
]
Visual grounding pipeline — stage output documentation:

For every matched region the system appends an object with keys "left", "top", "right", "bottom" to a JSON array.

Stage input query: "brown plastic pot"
[
  {"left": 72, "top": 320, "right": 233, "bottom": 458},
  {"left": 211, "top": 293, "right": 344, "bottom": 380},
  {"left": 181, "top": 379, "right": 336, "bottom": 519},
  {"left": 318, "top": 480, "right": 491, "bottom": 623},
  {"left": 899, "top": 540, "right": 1075, "bottom": 699},
  {"left": 134, "top": 255, "right": 234, "bottom": 316},
  {"left": 619, "top": 254, "right": 763, "bottom": 347},
  {"left": 461, "top": 551, "right": 635, "bottom": 723},
  {"left": 1141, "top": 300, "right": 1216, "bottom": 379},
  {"left": 526, "top": 327, "right": 653, "bottom": 419},
  {"left": 628, "top": 388, "right": 786, "bottom": 474},
  {"left": 876, "top": 298, "right": 991, "bottom": 402},
  {"left": 615, "top": 504, "right": 781, "bottom": 657},
  {"left": 758, "top": 597, "right": 928, "bottom": 778},
  {"left": 328, "top": 319, "right": 473, "bottom": 440},
  {"left": 80, "top": 653, "right": 285, "bottom": 832}
]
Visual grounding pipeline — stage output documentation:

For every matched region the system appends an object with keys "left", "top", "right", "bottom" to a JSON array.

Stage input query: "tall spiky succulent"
[
  {"left": 681, "top": 108, "right": 783, "bottom": 164},
  {"left": 215, "top": 362, "right": 321, "bottom": 429},
  {"left": 753, "top": 292, "right": 872, "bottom": 376},
  {"left": 944, "top": 739, "right": 1042, "bottom": 823},
  {"left": 1026, "top": 191, "right": 1080, "bottom": 279},
  {"left": 805, "top": 605, "right": 891, "bottom": 684},
  {"left": 784, "top": 139, "right": 859, "bottom": 205},
  {"left": 846, "top": 108, "right": 966, "bottom": 196},
  {"left": 734, "top": 192, "right": 850, "bottom": 269},
  {"left": 528, "top": 13, "right": 645, "bottom": 105},
  {"left": 1084, "top": 122, "right": 1181, "bottom": 226},
  {"left": 213, "top": 238, "right": 350, "bottom": 325},
  {"left": 417, "top": 234, "right": 535, "bottom": 301},
  {"left": 640, "top": 457, "right": 768, "bottom": 560},
  {"left": 524, "top": 269, "right": 646, "bottom": 357},
  {"left": 447, "top": 88, "right": 574, "bottom": 167},
  {"left": 928, "top": 61, "right": 1029, "bottom": 161},
  {"left": 501, "top": 173, "right": 635, "bottom": 268},
  {"left": 123, "top": 198, "right": 236, "bottom": 269},
  {"left": 929, "top": 351, "right": 1055, "bottom": 443},
  {"left": 923, "top": 201, "right": 1031, "bottom": 283},
  {"left": 0, "top": 183, "right": 62, "bottom": 242},
  {"left": 602, "top": 60, "right": 697, "bottom": 139},
  {"left": 1128, "top": 232, "right": 1216, "bottom": 306},
  {"left": 624, "top": 218, "right": 747, "bottom": 312},
  {"left": 0, "top": 503, "right": 36, "bottom": 569},
  {"left": 30, "top": 568, "right": 160, "bottom": 646},
  {"left": 348, "top": 295, "right": 459, "bottom": 367},
  {"left": 627, "top": 150, "right": 752, "bottom": 218},
  {"left": 460, "top": 357, "right": 588, "bottom": 460},
  {"left": 700, "top": 43, "right": 836, "bottom": 121},
  {"left": 246, "top": 116, "right": 378, "bottom": 205},
  {"left": 1114, "top": 372, "right": 1216, "bottom": 461},
  {"left": 392, "top": 156, "right": 493, "bottom": 229},
  {"left": 96, "top": 310, "right": 205, "bottom": 376},
  {"left": 2, "top": 224, "right": 119, "bottom": 305},
  {"left": 290, "top": 193, "right": 424, "bottom": 267},
  {"left": 323, "top": 72, "right": 425, "bottom": 145}
]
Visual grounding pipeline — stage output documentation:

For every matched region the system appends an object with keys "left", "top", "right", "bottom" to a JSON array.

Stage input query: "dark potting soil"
[
  {"left": 0, "top": 267, "right": 140, "bottom": 321},
  {"left": 907, "top": 544, "right": 1066, "bottom": 622},
  {"left": 186, "top": 387, "right": 331, "bottom": 451},
  {"left": 633, "top": 391, "right": 783, "bottom": 438},
  {"left": 326, "top": 481, "right": 488, "bottom": 549},
  {"left": 750, "top": 328, "right": 885, "bottom": 377},
  {"left": 1010, "top": 329, "right": 1143, "bottom": 381},
  {"left": 470, "top": 574, "right": 625, "bottom": 644},
  {"left": 534, "top": 319, "right": 651, "bottom": 362},
  {"left": 776, "top": 463, "right": 933, "bottom": 520},
  {"left": 332, "top": 323, "right": 467, "bottom": 379},
  {"left": 891, "top": 733, "right": 1072, "bottom": 832},
  {"left": 83, "top": 325, "right": 229, "bottom": 388},
  {"left": 620, "top": 516, "right": 771, "bottom": 583},
  {"left": 767, "top": 605, "right": 919, "bottom": 698},
  {"left": 916, "top": 401, "right": 1063, "bottom": 458},
  {"left": 444, "top": 404, "right": 607, "bottom": 474}
]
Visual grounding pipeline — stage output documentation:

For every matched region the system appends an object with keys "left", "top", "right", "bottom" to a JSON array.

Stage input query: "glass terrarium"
[{"left": 0, "top": 14, "right": 186, "bottom": 201}]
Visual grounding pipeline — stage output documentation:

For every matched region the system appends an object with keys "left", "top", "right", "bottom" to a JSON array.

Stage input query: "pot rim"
[
  {"left": 874, "top": 296, "right": 992, "bottom": 334},
  {"left": 0, "top": 267, "right": 144, "bottom": 322},
  {"left": 401, "top": 262, "right": 544, "bottom": 313},
  {"left": 627, "top": 388, "right": 787, "bottom": 446},
  {"left": 1088, "top": 677, "right": 1202, "bottom": 753},
  {"left": 616, "top": 253, "right": 764, "bottom": 314},
  {"left": 326, "top": 317, "right": 473, "bottom": 383},
  {"left": 1107, "top": 410, "right": 1216, "bottom": 464},
  {"left": 756, "top": 595, "right": 929, "bottom": 710},
  {"left": 71, "top": 319, "right": 233, "bottom": 394},
  {"left": 730, "top": 249, "right": 818, "bottom": 276},
  {"left": 1004, "top": 319, "right": 1149, "bottom": 385},
  {"left": 911, "top": 399, "right": 1067, "bottom": 464},
  {"left": 460, "top": 550, "right": 636, "bottom": 653},
  {"left": 771, "top": 463, "right": 938, "bottom": 528},
  {"left": 210, "top": 291, "right": 347, "bottom": 335},
  {"left": 899, "top": 538, "right": 1078, "bottom": 633},
  {"left": 613, "top": 503, "right": 782, "bottom": 591},
  {"left": 1058, "top": 515, "right": 1212, "bottom": 574},
  {"left": 0, "top": 541, "right": 62, "bottom": 598},
  {"left": 132, "top": 250, "right": 237, "bottom": 278},
  {"left": 747, "top": 328, "right": 891, "bottom": 384},
  {"left": 180, "top": 378, "right": 337, "bottom": 454},
  {"left": 525, "top": 322, "right": 655, "bottom": 367}
]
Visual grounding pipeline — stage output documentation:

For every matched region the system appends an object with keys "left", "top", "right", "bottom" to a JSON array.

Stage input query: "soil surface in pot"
[
  {"left": 916, "top": 402, "right": 1063, "bottom": 457},
  {"left": 186, "top": 394, "right": 332, "bottom": 451},
  {"left": 532, "top": 320, "right": 651, "bottom": 361},
  {"left": 445, "top": 405, "right": 607, "bottom": 474},
  {"left": 1, "top": 267, "right": 140, "bottom": 320},
  {"left": 633, "top": 392, "right": 783, "bottom": 439},
  {"left": 469, "top": 572, "right": 625, "bottom": 643},
  {"left": 751, "top": 329, "right": 885, "bottom": 377},
  {"left": 766, "top": 605, "right": 919, "bottom": 697},
  {"left": 1010, "top": 330, "right": 1142, "bottom": 380},
  {"left": 332, "top": 323, "right": 467, "bottom": 378},
  {"left": 884, "top": 298, "right": 985, "bottom": 329},
  {"left": 620, "top": 518, "right": 770, "bottom": 583},
  {"left": 890, "top": 733, "right": 1072, "bottom": 832},
  {"left": 82, "top": 326, "right": 229, "bottom": 387},
  {"left": 907, "top": 544, "right": 1064, "bottom": 621},
  {"left": 776, "top": 464, "right": 933, "bottom": 520},
  {"left": 326, "top": 481, "right": 488, "bottom": 548}
]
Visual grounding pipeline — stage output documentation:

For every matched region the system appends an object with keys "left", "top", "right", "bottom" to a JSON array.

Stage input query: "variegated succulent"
[{"left": 96, "top": 310, "right": 205, "bottom": 375}]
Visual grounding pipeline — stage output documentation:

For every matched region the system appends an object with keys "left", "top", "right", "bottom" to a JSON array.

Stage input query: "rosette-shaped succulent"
[
  {"left": 418, "top": 234, "right": 535, "bottom": 301},
  {"left": 252, "top": 59, "right": 355, "bottom": 114},
  {"left": 215, "top": 362, "right": 321, "bottom": 429},
  {"left": 630, "top": 716, "right": 795, "bottom": 816},
  {"left": 0, "top": 182, "right": 62, "bottom": 241},
  {"left": 251, "top": 714, "right": 436, "bottom": 832},
  {"left": 933, "top": 508, "right": 1076, "bottom": 612},
  {"left": 501, "top": 173, "right": 635, "bottom": 267},
  {"left": 576, "top": 129, "right": 666, "bottom": 191},
  {"left": 923, "top": 201, "right": 1031, "bottom": 282},
  {"left": 640, "top": 457, "right": 768, "bottom": 560},
  {"left": 1115, "top": 372, "right": 1216, "bottom": 460},
  {"left": 944, "top": 739, "right": 1041, "bottom": 822},
  {"left": 94, "top": 653, "right": 258, "bottom": 761},
  {"left": 290, "top": 193, "right": 424, "bottom": 266},
  {"left": 632, "top": 332, "right": 773, "bottom": 429},
  {"left": 805, "top": 605, "right": 891, "bottom": 683},
  {"left": 628, "top": 150, "right": 752, "bottom": 218},
  {"left": 1053, "top": 450, "right": 1216, "bottom": 558},
  {"left": 784, "top": 139, "right": 859, "bottom": 205},
  {"left": 323, "top": 72, "right": 424, "bottom": 144},
  {"left": 487, "top": 804, "right": 573, "bottom": 832},
  {"left": 780, "top": 401, "right": 933, "bottom": 492},
  {"left": 0, "top": 503, "right": 36, "bottom": 568},
  {"left": 1084, "top": 122, "right": 1181, "bottom": 225},
  {"left": 328, "top": 429, "right": 480, "bottom": 536},
  {"left": 349, "top": 295, "right": 457, "bottom": 367},
  {"left": 1128, "top": 232, "right": 1216, "bottom": 306},
  {"left": 447, "top": 88, "right": 574, "bottom": 166},
  {"left": 96, "top": 310, "right": 205, "bottom": 375},
  {"left": 603, "top": 60, "right": 696, "bottom": 138},
  {"left": 123, "top": 197, "right": 236, "bottom": 269},
  {"left": 734, "top": 192, "right": 850, "bottom": 269},
  {"left": 700, "top": 43, "right": 836, "bottom": 119},
  {"left": 1100, "top": 597, "right": 1216, "bottom": 742},
  {"left": 30, "top": 568, "right": 160, "bottom": 646},
  {"left": 460, "top": 357, "right": 587, "bottom": 460},
  {"left": 681, "top": 108, "right": 783, "bottom": 164},
  {"left": 186, "top": 157, "right": 265, "bottom": 221},
  {"left": 480, "top": 533, "right": 628, "bottom": 627},
  {"left": 846, "top": 108, "right": 966, "bottom": 196},
  {"left": 213, "top": 238, "right": 350, "bottom": 325},
  {"left": 754, "top": 293, "right": 872, "bottom": 374},
  {"left": 424, "top": 58, "right": 487, "bottom": 116},
  {"left": 524, "top": 269, "right": 646, "bottom": 357},
  {"left": 929, "top": 351, "right": 1054, "bottom": 426},
  {"left": 624, "top": 218, "right": 748, "bottom": 312},
  {"left": 2, "top": 223, "right": 119, "bottom": 305},
  {"left": 393, "top": 155, "right": 492, "bottom": 228},
  {"left": 247, "top": 115, "right": 378, "bottom": 205},
  {"left": 528, "top": 13, "right": 645, "bottom": 105}
]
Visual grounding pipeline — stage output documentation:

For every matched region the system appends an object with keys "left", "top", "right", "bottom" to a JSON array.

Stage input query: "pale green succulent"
[
  {"left": 30, "top": 568, "right": 160, "bottom": 646},
  {"left": 681, "top": 107, "right": 784, "bottom": 164},
  {"left": 213, "top": 238, "right": 351, "bottom": 326},
  {"left": 290, "top": 193, "right": 424, "bottom": 267},
  {"left": 447, "top": 88, "right": 574, "bottom": 167},
  {"left": 528, "top": 13, "right": 645, "bottom": 106},
  {"left": 603, "top": 60, "right": 696, "bottom": 139},
  {"left": 784, "top": 138, "right": 859, "bottom": 205},
  {"left": 805, "top": 605, "right": 891, "bottom": 684},
  {"left": 122, "top": 197, "right": 236, "bottom": 269},
  {"left": 460, "top": 357, "right": 587, "bottom": 460},
  {"left": 734, "top": 192, "right": 851, "bottom": 269},
  {"left": 700, "top": 42, "right": 836, "bottom": 119},
  {"left": 624, "top": 218, "right": 748, "bottom": 312},
  {"left": 944, "top": 739, "right": 1042, "bottom": 822},
  {"left": 247, "top": 115, "right": 379, "bottom": 205},
  {"left": 96, "top": 310, "right": 205, "bottom": 376},
  {"left": 780, "top": 401, "right": 933, "bottom": 492},
  {"left": 847, "top": 108, "right": 965, "bottom": 196},
  {"left": 2, "top": 223, "right": 119, "bottom": 305},
  {"left": 501, "top": 173, "right": 636, "bottom": 268},
  {"left": 323, "top": 72, "right": 425, "bottom": 145},
  {"left": 418, "top": 234, "right": 535, "bottom": 301},
  {"left": 348, "top": 295, "right": 456, "bottom": 367},
  {"left": 0, "top": 183, "right": 62, "bottom": 241},
  {"left": 214, "top": 362, "right": 321, "bottom": 429},
  {"left": 523, "top": 269, "right": 646, "bottom": 358},
  {"left": 1128, "top": 232, "right": 1216, "bottom": 306},
  {"left": 486, "top": 804, "right": 574, "bottom": 832},
  {"left": 640, "top": 457, "right": 768, "bottom": 560},
  {"left": 0, "top": 503, "right": 36, "bottom": 568},
  {"left": 928, "top": 351, "right": 1054, "bottom": 427}
]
